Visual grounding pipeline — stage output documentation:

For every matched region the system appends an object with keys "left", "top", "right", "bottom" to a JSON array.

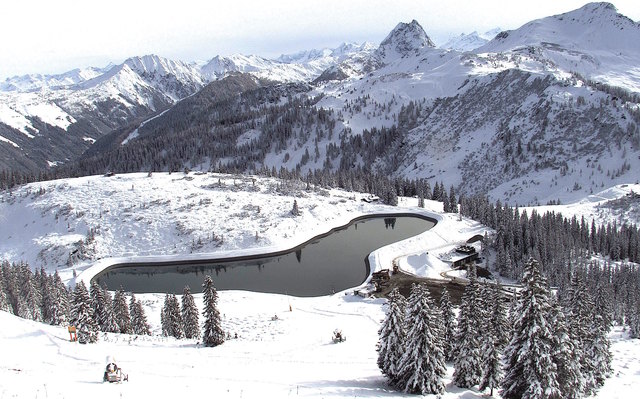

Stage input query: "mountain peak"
[
  {"left": 376, "top": 20, "right": 435, "bottom": 62},
  {"left": 479, "top": 1, "right": 639, "bottom": 54},
  {"left": 441, "top": 28, "right": 502, "bottom": 52}
]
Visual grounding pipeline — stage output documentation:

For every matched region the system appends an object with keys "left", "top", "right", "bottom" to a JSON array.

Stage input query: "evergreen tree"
[
  {"left": 99, "top": 285, "right": 119, "bottom": 333},
  {"left": 449, "top": 185, "right": 457, "bottom": 213},
  {"left": 501, "top": 258, "right": 560, "bottom": 399},
  {"left": 130, "top": 294, "right": 151, "bottom": 335},
  {"left": 19, "top": 263, "right": 42, "bottom": 321},
  {"left": 162, "top": 294, "right": 183, "bottom": 338},
  {"left": 629, "top": 300, "right": 640, "bottom": 339},
  {"left": 70, "top": 281, "right": 98, "bottom": 344},
  {"left": 479, "top": 333, "right": 503, "bottom": 397},
  {"left": 161, "top": 294, "right": 170, "bottom": 337},
  {"left": 90, "top": 281, "right": 110, "bottom": 332},
  {"left": 489, "top": 281, "right": 510, "bottom": 351},
  {"left": 453, "top": 266, "right": 483, "bottom": 388},
  {"left": 565, "top": 272, "right": 596, "bottom": 395},
  {"left": 377, "top": 288, "right": 406, "bottom": 384},
  {"left": 181, "top": 286, "right": 200, "bottom": 339},
  {"left": 291, "top": 199, "right": 300, "bottom": 216},
  {"left": 395, "top": 284, "right": 446, "bottom": 395},
  {"left": 439, "top": 288, "right": 456, "bottom": 362},
  {"left": 50, "top": 271, "right": 69, "bottom": 325},
  {"left": 587, "top": 313, "right": 612, "bottom": 391},
  {"left": 39, "top": 268, "right": 54, "bottom": 324},
  {"left": 202, "top": 275, "right": 225, "bottom": 347},
  {"left": 550, "top": 298, "right": 584, "bottom": 399},
  {"left": 0, "top": 268, "right": 11, "bottom": 313},
  {"left": 2, "top": 262, "right": 21, "bottom": 316},
  {"left": 443, "top": 191, "right": 451, "bottom": 213},
  {"left": 113, "top": 288, "right": 132, "bottom": 334},
  {"left": 480, "top": 281, "right": 510, "bottom": 396}
]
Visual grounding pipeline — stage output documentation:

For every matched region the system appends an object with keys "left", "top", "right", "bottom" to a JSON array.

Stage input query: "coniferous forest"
[{"left": 0, "top": 261, "right": 224, "bottom": 346}]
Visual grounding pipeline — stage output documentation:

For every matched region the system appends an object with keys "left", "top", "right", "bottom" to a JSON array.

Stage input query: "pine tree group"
[{"left": 377, "top": 285, "right": 445, "bottom": 395}]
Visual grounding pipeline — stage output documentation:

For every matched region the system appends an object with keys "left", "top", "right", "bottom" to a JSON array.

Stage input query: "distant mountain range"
[
  {"left": 441, "top": 28, "right": 503, "bottom": 52},
  {"left": 2, "top": 2, "right": 639, "bottom": 206}
]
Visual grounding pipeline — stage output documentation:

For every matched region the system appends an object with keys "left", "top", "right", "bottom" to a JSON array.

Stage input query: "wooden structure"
[{"left": 452, "top": 245, "right": 479, "bottom": 268}]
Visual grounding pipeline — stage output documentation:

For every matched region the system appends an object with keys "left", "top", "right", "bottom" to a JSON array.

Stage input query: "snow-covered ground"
[{"left": 1, "top": 173, "right": 639, "bottom": 398}]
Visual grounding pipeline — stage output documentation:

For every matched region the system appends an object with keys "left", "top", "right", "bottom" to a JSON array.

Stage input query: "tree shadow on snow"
[
  {"left": 445, "top": 383, "right": 487, "bottom": 398},
  {"left": 299, "top": 376, "right": 410, "bottom": 397}
]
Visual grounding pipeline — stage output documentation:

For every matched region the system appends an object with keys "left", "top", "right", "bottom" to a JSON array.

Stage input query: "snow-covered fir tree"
[
  {"left": 130, "top": 293, "right": 151, "bottom": 336},
  {"left": 90, "top": 281, "right": 110, "bottom": 332},
  {"left": 0, "top": 265, "right": 12, "bottom": 314},
  {"left": 448, "top": 185, "right": 457, "bottom": 213},
  {"left": 202, "top": 275, "right": 225, "bottom": 347},
  {"left": 501, "top": 258, "right": 560, "bottom": 399},
  {"left": 161, "top": 295, "right": 169, "bottom": 336},
  {"left": 395, "top": 284, "right": 446, "bottom": 395},
  {"left": 98, "top": 285, "right": 118, "bottom": 333},
  {"left": 550, "top": 297, "right": 584, "bottom": 399},
  {"left": 1, "top": 262, "right": 19, "bottom": 316},
  {"left": 565, "top": 271, "right": 608, "bottom": 396},
  {"left": 113, "top": 288, "right": 132, "bottom": 334},
  {"left": 181, "top": 286, "right": 200, "bottom": 339},
  {"left": 587, "top": 313, "right": 613, "bottom": 390},
  {"left": 488, "top": 281, "right": 509, "bottom": 351},
  {"left": 19, "top": 263, "right": 42, "bottom": 321},
  {"left": 161, "top": 294, "right": 183, "bottom": 338},
  {"left": 479, "top": 332, "right": 503, "bottom": 397},
  {"left": 453, "top": 265, "right": 483, "bottom": 388},
  {"left": 50, "top": 271, "right": 70, "bottom": 326},
  {"left": 479, "top": 282, "right": 508, "bottom": 396},
  {"left": 291, "top": 199, "right": 300, "bottom": 216},
  {"left": 629, "top": 299, "right": 640, "bottom": 339},
  {"left": 377, "top": 288, "right": 406, "bottom": 384},
  {"left": 439, "top": 287, "right": 456, "bottom": 362},
  {"left": 38, "top": 267, "right": 54, "bottom": 324},
  {"left": 70, "top": 281, "right": 98, "bottom": 344}
]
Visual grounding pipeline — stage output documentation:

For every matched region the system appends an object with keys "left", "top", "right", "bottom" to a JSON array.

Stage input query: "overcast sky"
[{"left": 1, "top": 0, "right": 639, "bottom": 80}]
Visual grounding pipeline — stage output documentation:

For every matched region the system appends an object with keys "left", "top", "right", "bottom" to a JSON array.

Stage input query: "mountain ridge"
[{"left": 2, "top": 2, "right": 640, "bottom": 207}]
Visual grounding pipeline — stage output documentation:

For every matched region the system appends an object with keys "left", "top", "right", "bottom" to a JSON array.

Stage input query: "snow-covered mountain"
[
  {"left": 440, "top": 28, "right": 502, "bottom": 51},
  {"left": 68, "top": 2, "right": 640, "bottom": 206},
  {"left": 0, "top": 54, "right": 208, "bottom": 173},
  {"left": 3, "top": 2, "right": 640, "bottom": 208},
  {"left": 374, "top": 20, "right": 436, "bottom": 64},
  {"left": 478, "top": 2, "right": 640, "bottom": 91},
  {"left": 0, "top": 66, "right": 107, "bottom": 92},
  {"left": 200, "top": 42, "right": 375, "bottom": 82},
  {"left": 0, "top": 44, "right": 376, "bottom": 173}
]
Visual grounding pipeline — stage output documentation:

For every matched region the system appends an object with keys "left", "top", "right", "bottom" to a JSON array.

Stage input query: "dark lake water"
[{"left": 93, "top": 215, "right": 435, "bottom": 297}]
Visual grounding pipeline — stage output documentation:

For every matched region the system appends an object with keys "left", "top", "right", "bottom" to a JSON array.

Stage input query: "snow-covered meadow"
[{"left": 1, "top": 172, "right": 639, "bottom": 398}]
